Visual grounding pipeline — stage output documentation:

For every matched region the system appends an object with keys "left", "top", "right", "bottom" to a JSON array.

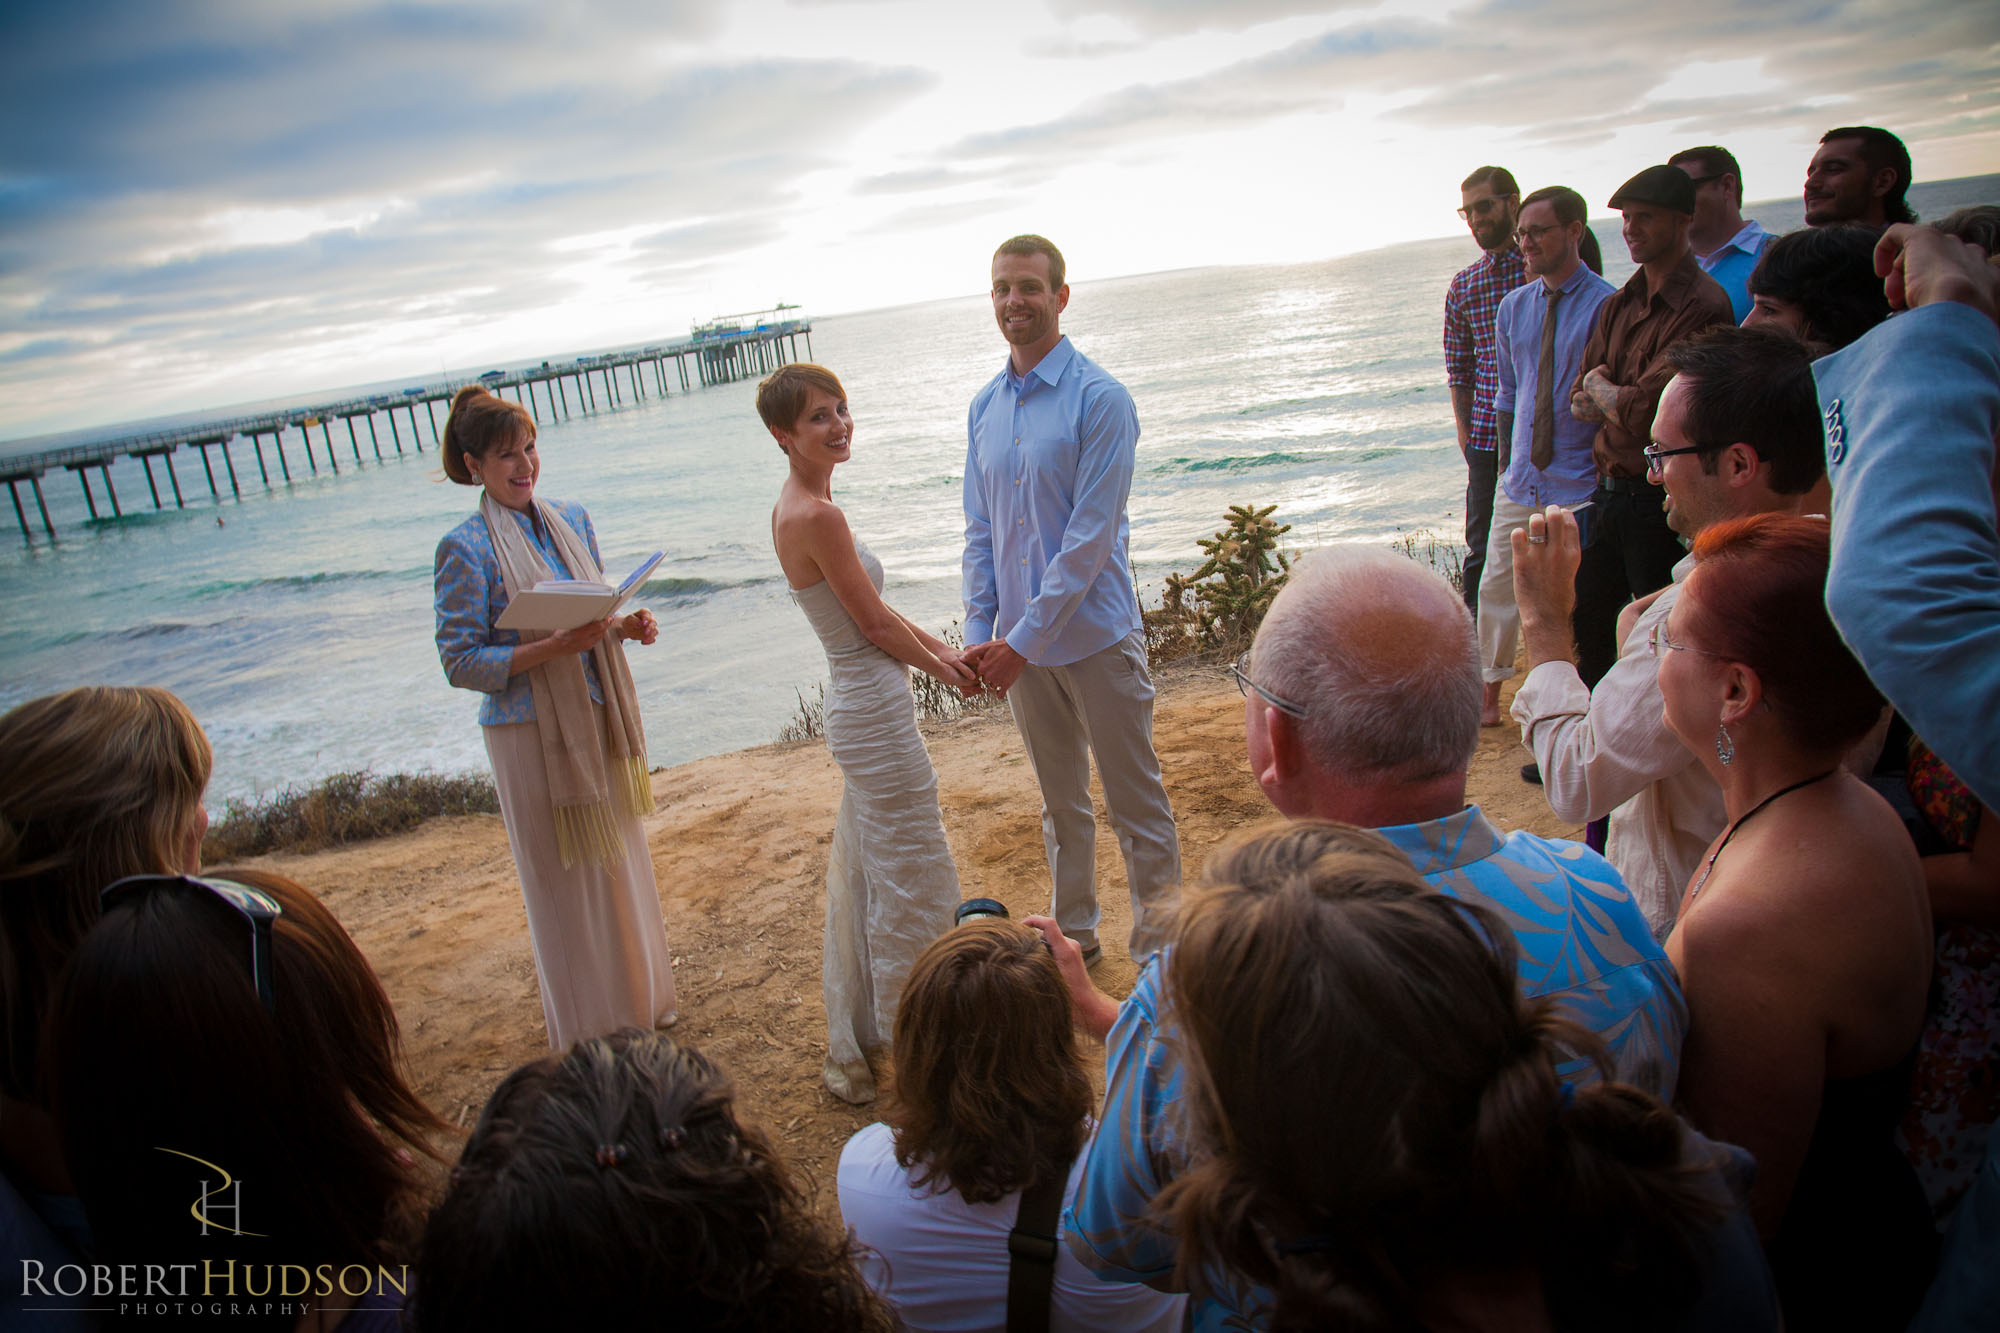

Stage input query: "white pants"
[
  {"left": 485, "top": 712, "right": 677, "bottom": 1049},
  {"left": 1476, "top": 492, "right": 1543, "bottom": 685},
  {"left": 1005, "top": 631, "right": 1182, "bottom": 958}
]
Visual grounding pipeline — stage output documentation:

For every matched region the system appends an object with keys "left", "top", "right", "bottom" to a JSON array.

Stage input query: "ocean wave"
[
  {"left": 188, "top": 569, "right": 409, "bottom": 597},
  {"left": 1153, "top": 451, "right": 1314, "bottom": 475},
  {"left": 635, "top": 573, "right": 777, "bottom": 600}
]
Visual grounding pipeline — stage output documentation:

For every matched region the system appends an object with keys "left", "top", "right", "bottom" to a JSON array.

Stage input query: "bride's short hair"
[{"left": 756, "top": 363, "right": 847, "bottom": 444}]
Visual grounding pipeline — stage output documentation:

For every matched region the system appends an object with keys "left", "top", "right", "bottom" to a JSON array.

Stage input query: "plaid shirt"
[{"left": 1443, "top": 243, "right": 1530, "bottom": 452}]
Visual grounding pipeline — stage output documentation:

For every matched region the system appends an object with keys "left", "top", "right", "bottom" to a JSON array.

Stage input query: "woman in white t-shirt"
[{"left": 837, "top": 920, "right": 1183, "bottom": 1332}]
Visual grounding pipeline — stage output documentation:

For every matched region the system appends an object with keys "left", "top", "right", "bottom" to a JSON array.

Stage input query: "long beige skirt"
[{"left": 484, "top": 713, "right": 677, "bottom": 1049}]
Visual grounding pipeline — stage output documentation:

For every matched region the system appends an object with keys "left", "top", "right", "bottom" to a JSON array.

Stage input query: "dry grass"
[{"left": 204, "top": 769, "right": 499, "bottom": 859}]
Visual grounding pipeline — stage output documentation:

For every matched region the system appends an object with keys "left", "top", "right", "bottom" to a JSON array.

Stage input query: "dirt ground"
[{"left": 253, "top": 665, "right": 1571, "bottom": 1219}]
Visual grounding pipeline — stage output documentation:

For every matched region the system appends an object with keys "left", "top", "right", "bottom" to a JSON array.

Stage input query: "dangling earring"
[{"left": 1715, "top": 724, "right": 1735, "bottom": 766}]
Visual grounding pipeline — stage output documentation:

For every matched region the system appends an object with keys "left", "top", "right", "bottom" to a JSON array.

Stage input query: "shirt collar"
[
  {"left": 1545, "top": 262, "right": 1598, "bottom": 297},
  {"left": 1004, "top": 335, "right": 1075, "bottom": 390},
  {"left": 1627, "top": 249, "right": 1704, "bottom": 307},
  {"left": 1722, "top": 219, "right": 1771, "bottom": 256},
  {"left": 1370, "top": 805, "right": 1506, "bottom": 877}
]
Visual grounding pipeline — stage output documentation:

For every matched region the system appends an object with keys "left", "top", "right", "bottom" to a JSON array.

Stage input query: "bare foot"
[
  {"left": 1481, "top": 680, "right": 1504, "bottom": 727},
  {"left": 824, "top": 1055, "right": 876, "bottom": 1104}
]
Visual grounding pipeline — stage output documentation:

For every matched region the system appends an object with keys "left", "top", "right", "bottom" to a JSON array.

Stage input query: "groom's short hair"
[{"left": 755, "top": 362, "right": 848, "bottom": 436}]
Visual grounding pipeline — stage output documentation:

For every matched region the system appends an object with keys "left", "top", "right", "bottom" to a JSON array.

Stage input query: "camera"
[{"left": 954, "top": 898, "right": 1010, "bottom": 927}]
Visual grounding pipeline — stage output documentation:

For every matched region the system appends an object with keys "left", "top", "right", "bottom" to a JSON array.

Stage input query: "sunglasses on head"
[{"left": 100, "top": 874, "right": 284, "bottom": 1015}]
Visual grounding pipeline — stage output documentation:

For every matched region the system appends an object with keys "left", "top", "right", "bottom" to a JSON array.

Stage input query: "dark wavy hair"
[
  {"left": 1682, "top": 514, "right": 1882, "bottom": 752},
  {"left": 1746, "top": 225, "right": 1891, "bottom": 351},
  {"left": 1821, "top": 126, "right": 1916, "bottom": 225},
  {"left": 414, "top": 1030, "right": 894, "bottom": 1332},
  {"left": 48, "top": 868, "right": 450, "bottom": 1320},
  {"left": 440, "top": 384, "right": 534, "bottom": 485},
  {"left": 884, "top": 920, "right": 1093, "bottom": 1205},
  {"left": 1662, "top": 324, "right": 1825, "bottom": 495},
  {"left": 1, "top": 685, "right": 211, "bottom": 1101},
  {"left": 1155, "top": 819, "right": 1726, "bottom": 1332}
]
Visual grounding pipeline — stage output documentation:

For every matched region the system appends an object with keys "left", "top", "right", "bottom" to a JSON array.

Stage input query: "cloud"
[{"left": 1045, "top": 0, "right": 1374, "bottom": 37}]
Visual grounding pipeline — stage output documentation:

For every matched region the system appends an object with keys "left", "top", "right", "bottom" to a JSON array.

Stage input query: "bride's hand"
[{"left": 934, "top": 655, "right": 978, "bottom": 691}]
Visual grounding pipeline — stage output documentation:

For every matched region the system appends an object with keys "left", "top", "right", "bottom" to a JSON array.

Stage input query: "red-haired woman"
[
  {"left": 434, "top": 385, "right": 675, "bottom": 1049},
  {"left": 1651, "top": 512, "right": 1935, "bottom": 1327}
]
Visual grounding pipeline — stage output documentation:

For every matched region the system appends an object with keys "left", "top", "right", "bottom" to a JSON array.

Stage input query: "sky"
[{"left": 3, "top": 0, "right": 1997, "bottom": 442}]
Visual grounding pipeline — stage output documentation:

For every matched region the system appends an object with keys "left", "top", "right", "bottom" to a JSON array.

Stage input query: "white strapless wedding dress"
[{"left": 792, "top": 540, "right": 960, "bottom": 1102}]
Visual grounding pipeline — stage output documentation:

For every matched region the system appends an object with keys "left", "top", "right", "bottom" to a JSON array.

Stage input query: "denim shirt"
[{"left": 434, "top": 497, "right": 605, "bottom": 725}]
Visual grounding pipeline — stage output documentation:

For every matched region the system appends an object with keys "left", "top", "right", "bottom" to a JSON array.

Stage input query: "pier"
[{"left": 1, "top": 313, "right": 811, "bottom": 545}]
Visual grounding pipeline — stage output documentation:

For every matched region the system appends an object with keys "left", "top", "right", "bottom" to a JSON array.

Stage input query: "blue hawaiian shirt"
[
  {"left": 433, "top": 497, "right": 605, "bottom": 725},
  {"left": 1064, "top": 805, "right": 1687, "bottom": 1329}
]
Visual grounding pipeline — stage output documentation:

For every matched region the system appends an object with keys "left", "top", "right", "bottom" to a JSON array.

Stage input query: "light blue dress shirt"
[
  {"left": 1818, "top": 302, "right": 2000, "bottom": 811},
  {"left": 1492, "top": 263, "right": 1618, "bottom": 509},
  {"left": 1066, "top": 805, "right": 1687, "bottom": 1329},
  {"left": 1697, "top": 219, "right": 1775, "bottom": 323},
  {"left": 963, "top": 337, "right": 1141, "bottom": 666},
  {"left": 434, "top": 497, "right": 605, "bottom": 725}
]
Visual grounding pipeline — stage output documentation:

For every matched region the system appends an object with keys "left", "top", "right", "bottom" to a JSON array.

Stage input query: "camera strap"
[{"left": 1005, "top": 1153, "right": 1075, "bottom": 1333}]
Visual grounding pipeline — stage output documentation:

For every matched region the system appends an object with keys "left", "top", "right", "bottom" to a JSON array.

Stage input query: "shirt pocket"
[{"left": 1022, "top": 434, "right": 1080, "bottom": 488}]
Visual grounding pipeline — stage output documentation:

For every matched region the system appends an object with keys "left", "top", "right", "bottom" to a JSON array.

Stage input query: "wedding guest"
[
  {"left": 414, "top": 1029, "right": 894, "bottom": 1332},
  {"left": 837, "top": 920, "right": 1184, "bottom": 1331},
  {"left": 962, "top": 233, "right": 1182, "bottom": 962},
  {"left": 49, "top": 867, "right": 448, "bottom": 1330},
  {"left": 0, "top": 685, "right": 212, "bottom": 1327},
  {"left": 1805, "top": 126, "right": 1917, "bottom": 228},
  {"left": 434, "top": 384, "right": 676, "bottom": 1049},
  {"left": 1742, "top": 225, "right": 1892, "bottom": 350},
  {"left": 763, "top": 361, "right": 967, "bottom": 1104},
  {"left": 1443, "top": 165, "right": 1530, "bottom": 617},
  {"left": 1638, "top": 511, "right": 1934, "bottom": 1327},
  {"left": 1149, "top": 819, "right": 1774, "bottom": 1331},
  {"left": 1670, "top": 144, "right": 1774, "bottom": 320},
  {"left": 1060, "top": 546, "right": 1683, "bottom": 1328}
]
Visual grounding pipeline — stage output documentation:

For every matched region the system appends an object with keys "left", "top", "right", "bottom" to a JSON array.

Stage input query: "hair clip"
[
  {"left": 659, "top": 1126, "right": 687, "bottom": 1150},
  {"left": 594, "top": 1143, "right": 630, "bottom": 1169}
]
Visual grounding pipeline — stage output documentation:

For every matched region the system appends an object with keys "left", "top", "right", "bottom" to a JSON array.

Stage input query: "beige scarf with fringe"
[{"left": 482, "top": 493, "right": 654, "bottom": 867}]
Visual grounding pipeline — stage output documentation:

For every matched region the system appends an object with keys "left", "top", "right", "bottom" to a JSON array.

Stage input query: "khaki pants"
[
  {"left": 1006, "top": 631, "right": 1182, "bottom": 958},
  {"left": 1476, "top": 492, "right": 1542, "bottom": 685}
]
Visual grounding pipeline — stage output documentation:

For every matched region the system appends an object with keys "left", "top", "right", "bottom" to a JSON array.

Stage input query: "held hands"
[
  {"left": 1875, "top": 224, "right": 2000, "bottom": 322},
  {"left": 961, "top": 639, "right": 1027, "bottom": 696},
  {"left": 1512, "top": 504, "right": 1584, "bottom": 626},
  {"left": 932, "top": 650, "right": 978, "bottom": 692},
  {"left": 616, "top": 608, "right": 659, "bottom": 647}
]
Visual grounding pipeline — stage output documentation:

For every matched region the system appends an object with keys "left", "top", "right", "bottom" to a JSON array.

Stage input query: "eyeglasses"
[
  {"left": 1648, "top": 621, "right": 1728, "bottom": 661},
  {"left": 1643, "top": 441, "right": 1706, "bottom": 474},
  {"left": 1228, "top": 652, "right": 1307, "bottom": 719},
  {"left": 1455, "top": 195, "right": 1513, "bottom": 221},
  {"left": 100, "top": 874, "right": 284, "bottom": 1015},
  {"left": 1512, "top": 222, "right": 1562, "bottom": 246}
]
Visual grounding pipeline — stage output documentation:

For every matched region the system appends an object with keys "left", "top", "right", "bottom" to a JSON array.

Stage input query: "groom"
[{"left": 961, "top": 234, "right": 1182, "bottom": 961}]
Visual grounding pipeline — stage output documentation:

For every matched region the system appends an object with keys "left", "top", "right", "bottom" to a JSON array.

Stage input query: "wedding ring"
[{"left": 1528, "top": 534, "right": 1547, "bottom": 544}]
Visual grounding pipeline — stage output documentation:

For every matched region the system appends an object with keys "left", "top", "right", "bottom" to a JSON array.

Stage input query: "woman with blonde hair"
[
  {"left": 838, "top": 919, "right": 1184, "bottom": 1330},
  {"left": 0, "top": 684, "right": 213, "bottom": 1299},
  {"left": 761, "top": 362, "right": 968, "bottom": 1103},
  {"left": 434, "top": 384, "right": 676, "bottom": 1049}
]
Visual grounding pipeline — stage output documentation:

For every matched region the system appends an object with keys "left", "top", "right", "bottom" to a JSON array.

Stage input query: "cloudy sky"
[{"left": 3, "top": 0, "right": 1995, "bottom": 442}]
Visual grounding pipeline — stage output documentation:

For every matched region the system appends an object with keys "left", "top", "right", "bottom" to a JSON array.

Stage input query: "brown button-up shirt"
[{"left": 1573, "top": 250, "right": 1735, "bottom": 478}]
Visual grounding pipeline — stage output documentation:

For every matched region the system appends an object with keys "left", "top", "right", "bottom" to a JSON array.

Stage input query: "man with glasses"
[
  {"left": 1567, "top": 164, "right": 1735, "bottom": 690},
  {"left": 1443, "top": 165, "right": 1531, "bottom": 619},
  {"left": 1670, "top": 145, "right": 1774, "bottom": 321},
  {"left": 1476, "top": 185, "right": 1617, "bottom": 729},
  {"left": 1060, "top": 546, "right": 1682, "bottom": 1329},
  {"left": 1512, "top": 325, "right": 1825, "bottom": 936}
]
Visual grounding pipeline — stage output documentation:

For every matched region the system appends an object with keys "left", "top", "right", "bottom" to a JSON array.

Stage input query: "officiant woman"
[{"left": 433, "top": 384, "right": 677, "bottom": 1048}]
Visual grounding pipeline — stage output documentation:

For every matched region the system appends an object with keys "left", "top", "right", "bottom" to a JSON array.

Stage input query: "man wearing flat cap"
[{"left": 1566, "top": 164, "right": 1735, "bottom": 687}]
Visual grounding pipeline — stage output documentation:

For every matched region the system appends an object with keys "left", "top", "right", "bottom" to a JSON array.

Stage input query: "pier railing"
[{"left": 1, "top": 321, "right": 811, "bottom": 545}]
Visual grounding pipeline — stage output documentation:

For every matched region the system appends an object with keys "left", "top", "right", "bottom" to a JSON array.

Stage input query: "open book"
[{"left": 495, "top": 551, "right": 665, "bottom": 633}]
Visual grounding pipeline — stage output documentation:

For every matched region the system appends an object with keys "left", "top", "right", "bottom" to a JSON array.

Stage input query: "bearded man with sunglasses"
[{"left": 1443, "top": 165, "right": 1532, "bottom": 619}]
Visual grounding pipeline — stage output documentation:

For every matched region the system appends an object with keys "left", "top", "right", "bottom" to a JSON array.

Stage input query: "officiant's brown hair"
[{"left": 442, "top": 385, "right": 535, "bottom": 485}]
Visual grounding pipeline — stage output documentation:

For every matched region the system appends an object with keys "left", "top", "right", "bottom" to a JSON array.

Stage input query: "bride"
[{"left": 761, "top": 363, "right": 972, "bottom": 1104}]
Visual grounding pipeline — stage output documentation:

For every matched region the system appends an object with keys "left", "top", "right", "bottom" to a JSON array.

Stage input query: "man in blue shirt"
[
  {"left": 1477, "top": 185, "right": 1617, "bottom": 726},
  {"left": 961, "top": 234, "right": 1181, "bottom": 961},
  {"left": 1049, "top": 546, "right": 1686, "bottom": 1329},
  {"left": 1670, "top": 145, "right": 1774, "bottom": 321}
]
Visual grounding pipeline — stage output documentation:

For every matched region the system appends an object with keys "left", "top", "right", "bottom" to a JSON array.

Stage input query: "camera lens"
[{"left": 954, "top": 897, "right": 1009, "bottom": 926}]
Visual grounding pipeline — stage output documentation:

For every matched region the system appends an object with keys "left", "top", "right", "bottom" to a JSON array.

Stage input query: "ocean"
[{"left": 4, "top": 176, "right": 1992, "bottom": 809}]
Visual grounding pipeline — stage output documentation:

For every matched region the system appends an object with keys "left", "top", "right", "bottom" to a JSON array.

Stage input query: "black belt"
[{"left": 1596, "top": 475, "right": 1656, "bottom": 496}]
